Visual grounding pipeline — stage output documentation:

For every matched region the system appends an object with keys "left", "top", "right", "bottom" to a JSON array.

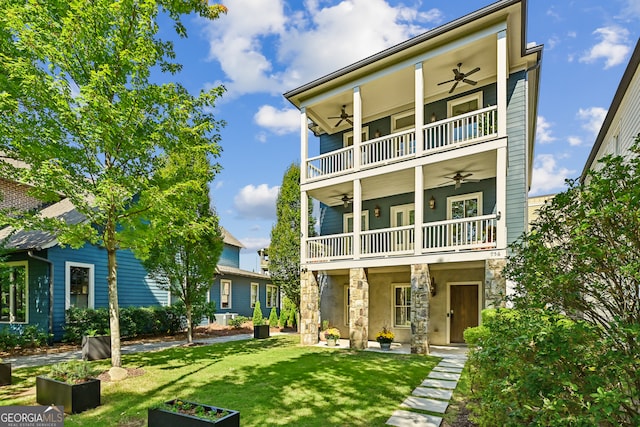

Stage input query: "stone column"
[
  {"left": 411, "top": 264, "right": 431, "bottom": 354},
  {"left": 485, "top": 259, "right": 507, "bottom": 308},
  {"left": 349, "top": 268, "right": 369, "bottom": 350},
  {"left": 300, "top": 270, "right": 319, "bottom": 345}
]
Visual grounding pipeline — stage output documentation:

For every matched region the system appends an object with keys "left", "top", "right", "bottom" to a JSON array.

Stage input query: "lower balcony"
[{"left": 305, "top": 214, "right": 498, "bottom": 263}]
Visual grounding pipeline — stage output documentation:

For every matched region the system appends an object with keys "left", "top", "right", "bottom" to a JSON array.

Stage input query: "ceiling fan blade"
[
  {"left": 438, "top": 78, "right": 456, "bottom": 85},
  {"left": 452, "top": 68, "right": 461, "bottom": 77},
  {"left": 346, "top": 118, "right": 353, "bottom": 125},
  {"left": 465, "top": 67, "right": 480, "bottom": 76},
  {"left": 449, "top": 81, "right": 459, "bottom": 94},
  {"left": 334, "top": 119, "right": 343, "bottom": 127},
  {"left": 461, "top": 173, "right": 473, "bottom": 179},
  {"left": 328, "top": 115, "right": 341, "bottom": 119},
  {"left": 463, "top": 79, "right": 477, "bottom": 86},
  {"left": 465, "top": 179, "right": 480, "bottom": 183}
]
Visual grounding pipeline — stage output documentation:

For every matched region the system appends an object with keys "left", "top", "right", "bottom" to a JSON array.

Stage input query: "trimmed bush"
[
  {"left": 268, "top": 307, "right": 278, "bottom": 326},
  {"left": 0, "top": 325, "right": 50, "bottom": 351}
]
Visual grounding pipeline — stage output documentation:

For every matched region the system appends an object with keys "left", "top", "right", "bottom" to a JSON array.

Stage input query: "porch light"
[
  {"left": 430, "top": 112, "right": 437, "bottom": 122},
  {"left": 374, "top": 205, "right": 381, "bottom": 218},
  {"left": 430, "top": 277, "right": 437, "bottom": 297},
  {"left": 429, "top": 196, "right": 436, "bottom": 210}
]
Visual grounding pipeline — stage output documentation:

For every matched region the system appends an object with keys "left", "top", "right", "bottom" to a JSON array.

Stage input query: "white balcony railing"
[
  {"left": 423, "top": 106, "right": 497, "bottom": 152},
  {"left": 304, "top": 106, "right": 498, "bottom": 181},
  {"left": 305, "top": 215, "right": 499, "bottom": 263}
]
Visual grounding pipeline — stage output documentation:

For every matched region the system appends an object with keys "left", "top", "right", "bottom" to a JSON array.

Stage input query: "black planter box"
[
  {"left": 36, "top": 376, "right": 100, "bottom": 414},
  {"left": 0, "top": 363, "right": 11, "bottom": 386},
  {"left": 148, "top": 399, "right": 240, "bottom": 427},
  {"left": 82, "top": 335, "right": 111, "bottom": 361},
  {"left": 253, "top": 324, "right": 270, "bottom": 339}
]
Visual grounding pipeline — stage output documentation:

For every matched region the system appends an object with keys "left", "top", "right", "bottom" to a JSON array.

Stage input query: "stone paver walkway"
[{"left": 386, "top": 346, "right": 468, "bottom": 427}]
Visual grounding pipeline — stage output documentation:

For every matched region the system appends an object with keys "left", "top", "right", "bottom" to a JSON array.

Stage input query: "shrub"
[
  {"left": 268, "top": 307, "right": 279, "bottom": 326},
  {"left": 228, "top": 316, "right": 249, "bottom": 329},
  {"left": 0, "top": 325, "right": 51, "bottom": 351},
  {"left": 252, "top": 301, "right": 265, "bottom": 326},
  {"left": 288, "top": 306, "right": 296, "bottom": 328},
  {"left": 278, "top": 309, "right": 288, "bottom": 328},
  {"left": 48, "top": 361, "right": 98, "bottom": 384}
]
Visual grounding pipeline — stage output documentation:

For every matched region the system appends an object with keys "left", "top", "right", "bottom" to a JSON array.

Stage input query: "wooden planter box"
[
  {"left": 36, "top": 376, "right": 100, "bottom": 414},
  {"left": 253, "top": 324, "right": 270, "bottom": 339},
  {"left": 82, "top": 335, "right": 111, "bottom": 361},
  {"left": 0, "top": 362, "right": 11, "bottom": 386},
  {"left": 148, "top": 399, "right": 240, "bottom": 427}
]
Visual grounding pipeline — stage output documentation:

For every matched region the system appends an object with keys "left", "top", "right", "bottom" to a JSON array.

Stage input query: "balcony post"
[
  {"left": 300, "top": 107, "right": 308, "bottom": 183},
  {"left": 414, "top": 63, "right": 424, "bottom": 156},
  {"left": 353, "top": 86, "right": 362, "bottom": 170},
  {"left": 353, "top": 179, "right": 361, "bottom": 260},
  {"left": 497, "top": 29, "right": 507, "bottom": 138},
  {"left": 496, "top": 146, "right": 507, "bottom": 248},
  {"left": 301, "top": 190, "right": 308, "bottom": 265},
  {"left": 414, "top": 166, "right": 423, "bottom": 255}
]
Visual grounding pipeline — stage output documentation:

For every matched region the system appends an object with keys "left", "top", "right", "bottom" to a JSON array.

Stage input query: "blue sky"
[{"left": 166, "top": 0, "right": 640, "bottom": 271}]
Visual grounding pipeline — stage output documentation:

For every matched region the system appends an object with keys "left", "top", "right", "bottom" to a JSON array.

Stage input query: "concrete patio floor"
[{"left": 315, "top": 338, "right": 468, "bottom": 358}]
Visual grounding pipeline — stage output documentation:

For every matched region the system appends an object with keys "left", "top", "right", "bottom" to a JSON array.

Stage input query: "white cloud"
[
  {"left": 254, "top": 105, "right": 300, "bottom": 135},
  {"left": 577, "top": 107, "right": 607, "bottom": 137},
  {"left": 568, "top": 136, "right": 582, "bottom": 146},
  {"left": 579, "top": 26, "right": 631, "bottom": 69},
  {"left": 536, "top": 116, "right": 556, "bottom": 144},
  {"left": 621, "top": 0, "right": 640, "bottom": 19},
  {"left": 546, "top": 36, "right": 559, "bottom": 50},
  {"left": 239, "top": 236, "right": 271, "bottom": 252},
  {"left": 233, "top": 184, "right": 279, "bottom": 220},
  {"left": 200, "top": 0, "right": 438, "bottom": 97},
  {"left": 530, "top": 154, "right": 575, "bottom": 195}
]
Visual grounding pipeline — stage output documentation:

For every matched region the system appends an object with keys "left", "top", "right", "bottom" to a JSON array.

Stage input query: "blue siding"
[
  {"left": 505, "top": 71, "right": 528, "bottom": 245},
  {"left": 209, "top": 276, "right": 277, "bottom": 319},
  {"left": 218, "top": 244, "right": 240, "bottom": 268}
]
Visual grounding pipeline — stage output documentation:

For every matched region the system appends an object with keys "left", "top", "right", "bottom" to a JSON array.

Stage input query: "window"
[
  {"left": 220, "top": 280, "right": 232, "bottom": 309},
  {"left": 266, "top": 285, "right": 278, "bottom": 308},
  {"left": 393, "top": 284, "right": 411, "bottom": 327},
  {"left": 0, "top": 261, "right": 28, "bottom": 323},
  {"left": 391, "top": 110, "right": 415, "bottom": 131},
  {"left": 343, "top": 127, "right": 369, "bottom": 147},
  {"left": 447, "top": 92, "right": 483, "bottom": 117},
  {"left": 447, "top": 192, "right": 483, "bottom": 246},
  {"left": 250, "top": 283, "right": 259, "bottom": 308},
  {"left": 391, "top": 204, "right": 415, "bottom": 251},
  {"left": 65, "top": 262, "right": 94, "bottom": 310},
  {"left": 343, "top": 210, "right": 369, "bottom": 233}
]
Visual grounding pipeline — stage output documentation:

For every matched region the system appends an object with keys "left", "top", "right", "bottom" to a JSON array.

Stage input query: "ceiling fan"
[
  {"left": 438, "top": 63, "right": 480, "bottom": 94},
  {"left": 441, "top": 172, "right": 480, "bottom": 189},
  {"left": 328, "top": 105, "right": 353, "bottom": 127},
  {"left": 341, "top": 195, "right": 353, "bottom": 208}
]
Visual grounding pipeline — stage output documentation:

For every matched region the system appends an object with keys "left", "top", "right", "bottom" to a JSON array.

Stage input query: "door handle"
[{"left": 447, "top": 310, "right": 454, "bottom": 318}]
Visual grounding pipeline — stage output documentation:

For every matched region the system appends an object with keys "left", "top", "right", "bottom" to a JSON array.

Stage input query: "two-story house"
[{"left": 284, "top": 0, "right": 542, "bottom": 352}]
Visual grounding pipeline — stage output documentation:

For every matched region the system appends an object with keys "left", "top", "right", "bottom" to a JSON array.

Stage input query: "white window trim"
[
  {"left": 250, "top": 282, "right": 259, "bottom": 308},
  {"left": 391, "top": 110, "right": 415, "bottom": 132},
  {"left": 390, "top": 203, "right": 415, "bottom": 227},
  {"left": 447, "top": 92, "right": 483, "bottom": 117},
  {"left": 266, "top": 284, "right": 278, "bottom": 308},
  {"left": 446, "top": 192, "right": 483, "bottom": 220},
  {"left": 344, "top": 285, "right": 350, "bottom": 327},
  {"left": 1, "top": 260, "right": 29, "bottom": 324},
  {"left": 220, "top": 279, "right": 232, "bottom": 309},
  {"left": 392, "top": 283, "right": 411, "bottom": 328},
  {"left": 65, "top": 261, "right": 95, "bottom": 310},
  {"left": 343, "top": 210, "right": 370, "bottom": 233},
  {"left": 343, "top": 126, "right": 369, "bottom": 147}
]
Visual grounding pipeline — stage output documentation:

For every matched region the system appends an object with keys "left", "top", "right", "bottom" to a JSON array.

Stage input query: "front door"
[{"left": 449, "top": 284, "right": 479, "bottom": 343}]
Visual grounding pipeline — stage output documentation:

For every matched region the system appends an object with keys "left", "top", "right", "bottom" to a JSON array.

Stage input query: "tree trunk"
[
  {"left": 106, "top": 217, "right": 122, "bottom": 367},
  {"left": 186, "top": 303, "right": 193, "bottom": 344}
]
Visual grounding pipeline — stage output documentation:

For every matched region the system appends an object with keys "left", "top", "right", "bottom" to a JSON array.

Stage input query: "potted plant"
[
  {"left": 0, "top": 358, "right": 10, "bottom": 386},
  {"left": 82, "top": 329, "right": 111, "bottom": 361},
  {"left": 36, "top": 361, "right": 101, "bottom": 414},
  {"left": 252, "top": 301, "right": 269, "bottom": 339},
  {"left": 375, "top": 326, "right": 394, "bottom": 350},
  {"left": 148, "top": 398, "right": 239, "bottom": 427},
  {"left": 324, "top": 327, "right": 340, "bottom": 346}
]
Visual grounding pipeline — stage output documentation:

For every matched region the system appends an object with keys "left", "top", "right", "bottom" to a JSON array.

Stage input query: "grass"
[{"left": 0, "top": 335, "right": 441, "bottom": 426}]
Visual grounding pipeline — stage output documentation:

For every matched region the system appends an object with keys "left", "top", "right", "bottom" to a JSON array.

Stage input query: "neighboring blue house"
[
  {"left": 210, "top": 229, "right": 276, "bottom": 321},
  {"left": 0, "top": 172, "right": 275, "bottom": 340}
]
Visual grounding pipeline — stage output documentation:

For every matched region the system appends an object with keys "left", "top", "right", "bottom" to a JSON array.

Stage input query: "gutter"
[{"left": 27, "top": 250, "right": 54, "bottom": 343}]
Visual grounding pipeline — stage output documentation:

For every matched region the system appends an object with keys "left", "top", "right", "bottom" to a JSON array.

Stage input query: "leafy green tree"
[
  {"left": 139, "top": 151, "right": 223, "bottom": 344},
  {"left": 504, "top": 135, "right": 640, "bottom": 424},
  {"left": 269, "top": 164, "right": 314, "bottom": 314},
  {"left": 0, "top": 0, "right": 226, "bottom": 367}
]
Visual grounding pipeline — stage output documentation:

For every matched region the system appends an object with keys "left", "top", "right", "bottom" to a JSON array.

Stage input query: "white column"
[
  {"left": 414, "top": 166, "right": 424, "bottom": 255},
  {"left": 496, "top": 146, "right": 507, "bottom": 248},
  {"left": 353, "top": 87, "right": 362, "bottom": 170},
  {"left": 301, "top": 190, "right": 309, "bottom": 265},
  {"left": 300, "top": 107, "right": 308, "bottom": 184},
  {"left": 414, "top": 63, "right": 424, "bottom": 156},
  {"left": 353, "top": 179, "right": 362, "bottom": 259},
  {"left": 497, "top": 30, "right": 507, "bottom": 138}
]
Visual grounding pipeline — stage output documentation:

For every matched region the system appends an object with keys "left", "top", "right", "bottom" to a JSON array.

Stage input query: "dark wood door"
[{"left": 450, "top": 285, "right": 479, "bottom": 343}]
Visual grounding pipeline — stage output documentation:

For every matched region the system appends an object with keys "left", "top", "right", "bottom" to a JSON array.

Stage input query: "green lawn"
[{"left": 1, "top": 335, "right": 441, "bottom": 426}]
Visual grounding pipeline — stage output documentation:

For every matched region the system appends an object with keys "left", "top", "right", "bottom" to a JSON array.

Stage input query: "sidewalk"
[{"left": 5, "top": 333, "right": 253, "bottom": 369}]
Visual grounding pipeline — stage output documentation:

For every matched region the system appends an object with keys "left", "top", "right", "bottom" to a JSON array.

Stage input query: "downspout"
[{"left": 27, "top": 250, "right": 54, "bottom": 344}]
